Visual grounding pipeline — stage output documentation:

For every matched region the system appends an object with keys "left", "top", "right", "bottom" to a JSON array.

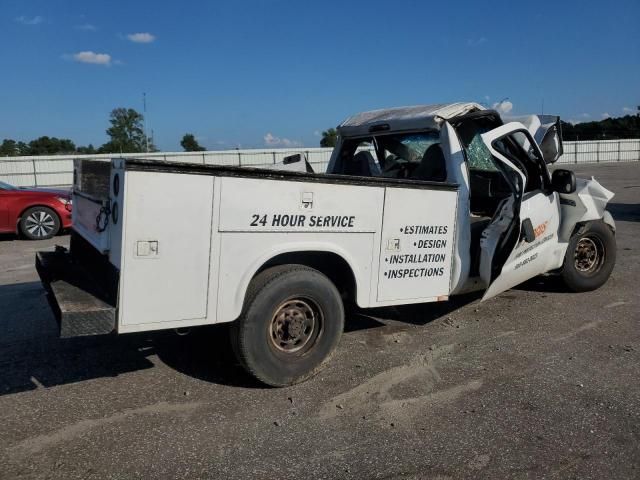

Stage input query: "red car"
[{"left": 0, "top": 181, "right": 72, "bottom": 240}]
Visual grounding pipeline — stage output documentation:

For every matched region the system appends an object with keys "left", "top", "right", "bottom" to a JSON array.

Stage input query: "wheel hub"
[
  {"left": 574, "top": 236, "right": 603, "bottom": 273},
  {"left": 270, "top": 299, "right": 318, "bottom": 353},
  {"left": 25, "top": 211, "right": 55, "bottom": 238}
]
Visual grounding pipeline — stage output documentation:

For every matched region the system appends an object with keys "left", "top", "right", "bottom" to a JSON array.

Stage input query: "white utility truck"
[{"left": 37, "top": 103, "right": 616, "bottom": 386}]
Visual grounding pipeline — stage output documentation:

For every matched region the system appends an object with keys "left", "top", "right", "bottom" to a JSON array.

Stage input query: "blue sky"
[{"left": 2, "top": 0, "right": 639, "bottom": 151}]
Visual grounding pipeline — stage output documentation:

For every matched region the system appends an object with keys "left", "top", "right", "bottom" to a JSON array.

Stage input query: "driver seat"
[
  {"left": 347, "top": 150, "right": 380, "bottom": 177},
  {"left": 411, "top": 144, "right": 447, "bottom": 182}
]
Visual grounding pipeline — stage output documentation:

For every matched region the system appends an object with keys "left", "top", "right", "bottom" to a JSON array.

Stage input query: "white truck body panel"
[
  {"left": 118, "top": 171, "right": 214, "bottom": 328},
  {"left": 72, "top": 194, "right": 110, "bottom": 253},
  {"left": 110, "top": 167, "right": 459, "bottom": 332}
]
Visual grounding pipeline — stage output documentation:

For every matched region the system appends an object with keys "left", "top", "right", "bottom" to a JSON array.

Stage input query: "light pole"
[{"left": 143, "top": 92, "right": 149, "bottom": 153}]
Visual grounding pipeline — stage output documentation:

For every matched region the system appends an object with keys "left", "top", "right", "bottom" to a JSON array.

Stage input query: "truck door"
[{"left": 477, "top": 123, "right": 561, "bottom": 300}]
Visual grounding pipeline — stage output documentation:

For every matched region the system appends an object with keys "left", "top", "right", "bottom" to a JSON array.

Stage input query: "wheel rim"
[
  {"left": 25, "top": 211, "right": 56, "bottom": 238},
  {"left": 269, "top": 298, "right": 322, "bottom": 354},
  {"left": 574, "top": 235, "right": 605, "bottom": 274}
]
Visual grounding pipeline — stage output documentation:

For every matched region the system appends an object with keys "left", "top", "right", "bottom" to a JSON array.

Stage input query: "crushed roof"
[{"left": 337, "top": 102, "right": 485, "bottom": 136}]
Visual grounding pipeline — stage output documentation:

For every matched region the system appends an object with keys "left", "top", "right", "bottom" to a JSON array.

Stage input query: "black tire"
[
  {"left": 19, "top": 206, "right": 61, "bottom": 240},
  {"left": 230, "top": 264, "right": 344, "bottom": 387},
  {"left": 560, "top": 220, "right": 616, "bottom": 292}
]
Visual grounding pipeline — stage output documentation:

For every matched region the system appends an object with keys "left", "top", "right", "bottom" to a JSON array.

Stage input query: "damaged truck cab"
[{"left": 36, "top": 103, "right": 616, "bottom": 386}]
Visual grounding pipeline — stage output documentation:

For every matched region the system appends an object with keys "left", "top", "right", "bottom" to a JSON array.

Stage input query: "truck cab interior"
[{"left": 333, "top": 130, "right": 448, "bottom": 182}]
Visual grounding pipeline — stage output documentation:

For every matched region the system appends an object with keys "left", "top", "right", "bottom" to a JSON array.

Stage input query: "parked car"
[{"left": 0, "top": 181, "right": 72, "bottom": 239}]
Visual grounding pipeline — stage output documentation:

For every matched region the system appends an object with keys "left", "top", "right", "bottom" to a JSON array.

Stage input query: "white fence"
[{"left": 1, "top": 140, "right": 639, "bottom": 188}]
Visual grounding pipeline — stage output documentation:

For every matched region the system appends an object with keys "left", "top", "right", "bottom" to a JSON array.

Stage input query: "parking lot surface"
[{"left": 0, "top": 163, "right": 639, "bottom": 479}]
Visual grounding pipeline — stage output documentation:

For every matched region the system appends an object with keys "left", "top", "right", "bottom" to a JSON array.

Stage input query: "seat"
[
  {"left": 469, "top": 216, "right": 491, "bottom": 276},
  {"left": 347, "top": 151, "right": 380, "bottom": 177},
  {"left": 410, "top": 144, "right": 447, "bottom": 182}
]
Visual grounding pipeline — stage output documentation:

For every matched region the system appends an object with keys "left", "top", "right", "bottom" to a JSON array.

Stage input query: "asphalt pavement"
[{"left": 0, "top": 162, "right": 639, "bottom": 479}]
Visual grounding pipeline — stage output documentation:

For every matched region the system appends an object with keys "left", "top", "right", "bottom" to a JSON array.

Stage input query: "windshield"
[{"left": 0, "top": 181, "right": 16, "bottom": 190}]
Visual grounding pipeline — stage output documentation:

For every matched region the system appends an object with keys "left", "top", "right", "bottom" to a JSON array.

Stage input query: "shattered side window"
[{"left": 467, "top": 133, "right": 499, "bottom": 171}]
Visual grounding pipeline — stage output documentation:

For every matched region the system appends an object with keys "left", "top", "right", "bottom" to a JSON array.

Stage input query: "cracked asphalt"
[{"left": 0, "top": 162, "right": 639, "bottom": 479}]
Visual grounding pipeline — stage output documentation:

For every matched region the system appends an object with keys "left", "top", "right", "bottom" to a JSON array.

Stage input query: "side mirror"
[
  {"left": 538, "top": 123, "right": 563, "bottom": 164},
  {"left": 551, "top": 169, "right": 576, "bottom": 194}
]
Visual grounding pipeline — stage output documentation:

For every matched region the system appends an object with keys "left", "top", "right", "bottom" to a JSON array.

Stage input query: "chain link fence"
[{"left": 0, "top": 140, "right": 638, "bottom": 188}]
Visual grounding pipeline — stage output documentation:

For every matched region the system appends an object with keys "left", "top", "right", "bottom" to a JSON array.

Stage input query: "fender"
[
  {"left": 558, "top": 177, "right": 615, "bottom": 243},
  {"left": 227, "top": 241, "right": 366, "bottom": 323}
]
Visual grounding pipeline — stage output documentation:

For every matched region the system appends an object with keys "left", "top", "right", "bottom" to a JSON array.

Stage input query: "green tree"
[
  {"left": 180, "top": 133, "right": 206, "bottom": 152},
  {"left": 320, "top": 128, "right": 338, "bottom": 148},
  {"left": 99, "top": 108, "right": 150, "bottom": 153},
  {"left": 0, "top": 139, "right": 19, "bottom": 156},
  {"left": 561, "top": 114, "right": 640, "bottom": 141},
  {"left": 27, "top": 136, "right": 76, "bottom": 155},
  {"left": 16, "top": 141, "right": 29, "bottom": 155},
  {"left": 77, "top": 144, "right": 97, "bottom": 154}
]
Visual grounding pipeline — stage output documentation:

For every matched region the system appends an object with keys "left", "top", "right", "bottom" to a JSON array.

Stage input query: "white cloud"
[
  {"left": 581, "top": 113, "right": 591, "bottom": 118},
  {"left": 70, "top": 51, "right": 112, "bottom": 66},
  {"left": 484, "top": 95, "right": 491, "bottom": 101},
  {"left": 264, "top": 133, "right": 301, "bottom": 147},
  {"left": 15, "top": 15, "right": 44, "bottom": 25},
  {"left": 126, "top": 32, "right": 156, "bottom": 43},
  {"left": 76, "top": 23, "right": 97, "bottom": 31},
  {"left": 467, "top": 37, "right": 488, "bottom": 47},
  {"left": 492, "top": 100, "right": 513, "bottom": 114},
  {"left": 313, "top": 130, "right": 321, "bottom": 137},
  {"left": 623, "top": 106, "right": 634, "bottom": 113},
  {"left": 601, "top": 112, "right": 611, "bottom": 119}
]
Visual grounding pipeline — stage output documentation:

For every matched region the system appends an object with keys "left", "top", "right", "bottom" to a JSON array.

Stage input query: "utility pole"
[{"left": 143, "top": 92, "right": 149, "bottom": 153}]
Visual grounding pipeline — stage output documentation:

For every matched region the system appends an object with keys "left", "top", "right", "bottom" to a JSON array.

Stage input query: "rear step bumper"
[{"left": 36, "top": 249, "right": 116, "bottom": 338}]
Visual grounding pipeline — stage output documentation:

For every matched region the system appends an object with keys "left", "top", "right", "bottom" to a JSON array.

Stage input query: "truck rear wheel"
[
  {"left": 230, "top": 265, "right": 344, "bottom": 387},
  {"left": 560, "top": 220, "right": 616, "bottom": 292}
]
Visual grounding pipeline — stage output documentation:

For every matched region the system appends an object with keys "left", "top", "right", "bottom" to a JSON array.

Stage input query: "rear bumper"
[{"left": 36, "top": 248, "right": 116, "bottom": 338}]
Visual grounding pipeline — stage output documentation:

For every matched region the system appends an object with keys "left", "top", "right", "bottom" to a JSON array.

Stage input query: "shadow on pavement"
[
  {"left": 0, "top": 276, "right": 560, "bottom": 396},
  {"left": 608, "top": 202, "right": 640, "bottom": 223},
  {"left": 0, "top": 281, "right": 256, "bottom": 396},
  {"left": 346, "top": 291, "right": 483, "bottom": 330}
]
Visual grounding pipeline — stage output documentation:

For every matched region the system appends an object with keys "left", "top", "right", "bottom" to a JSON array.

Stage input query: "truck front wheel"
[
  {"left": 230, "top": 265, "right": 344, "bottom": 387},
  {"left": 560, "top": 220, "right": 616, "bottom": 292}
]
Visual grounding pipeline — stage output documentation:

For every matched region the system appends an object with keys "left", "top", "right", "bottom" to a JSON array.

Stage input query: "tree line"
[
  {"left": 0, "top": 107, "right": 222, "bottom": 156},
  {"left": 1, "top": 109, "right": 638, "bottom": 157},
  {"left": 560, "top": 114, "right": 640, "bottom": 141}
]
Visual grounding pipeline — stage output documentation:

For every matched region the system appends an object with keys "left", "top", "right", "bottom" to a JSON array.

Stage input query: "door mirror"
[
  {"left": 538, "top": 121, "right": 563, "bottom": 164},
  {"left": 510, "top": 115, "right": 564, "bottom": 164},
  {"left": 551, "top": 169, "right": 576, "bottom": 194}
]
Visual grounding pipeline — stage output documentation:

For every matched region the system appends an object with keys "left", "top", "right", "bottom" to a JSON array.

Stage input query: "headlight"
[{"left": 56, "top": 197, "right": 70, "bottom": 204}]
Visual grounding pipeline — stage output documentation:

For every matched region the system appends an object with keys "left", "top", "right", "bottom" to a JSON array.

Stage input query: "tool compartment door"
[
  {"left": 377, "top": 187, "right": 457, "bottom": 303},
  {"left": 118, "top": 171, "right": 214, "bottom": 327}
]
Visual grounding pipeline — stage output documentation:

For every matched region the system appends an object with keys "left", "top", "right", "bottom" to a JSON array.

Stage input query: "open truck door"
[{"left": 478, "top": 123, "right": 561, "bottom": 301}]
